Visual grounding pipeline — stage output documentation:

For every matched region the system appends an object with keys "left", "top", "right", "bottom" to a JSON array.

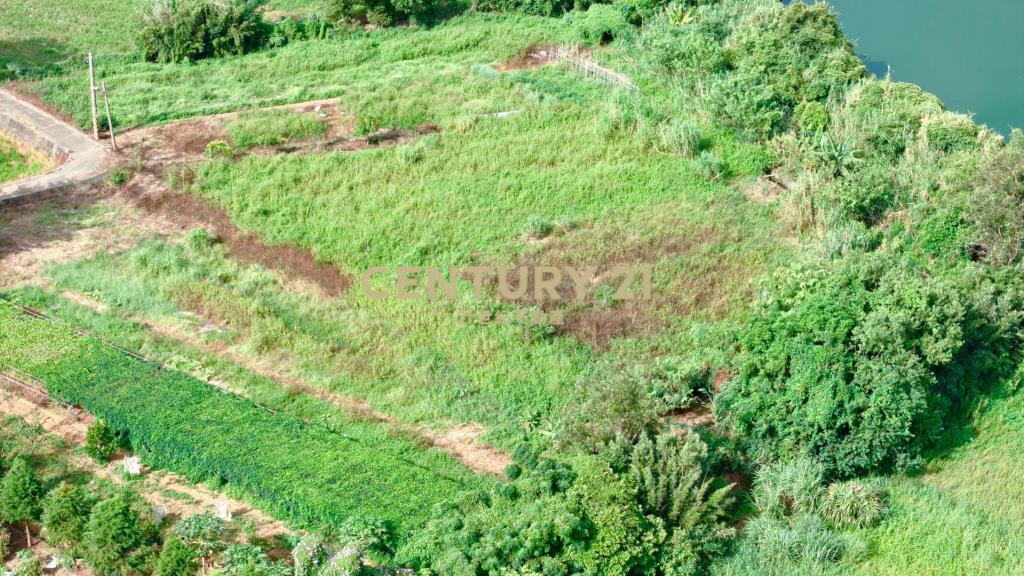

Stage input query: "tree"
[
  {"left": 85, "top": 419, "right": 118, "bottom": 464},
  {"left": 42, "top": 482, "right": 89, "bottom": 551},
  {"left": 155, "top": 537, "right": 198, "bottom": 576},
  {"left": 82, "top": 494, "right": 152, "bottom": 576},
  {"left": 0, "top": 458, "right": 42, "bottom": 547}
]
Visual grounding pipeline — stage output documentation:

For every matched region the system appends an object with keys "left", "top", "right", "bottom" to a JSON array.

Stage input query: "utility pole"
[
  {"left": 87, "top": 52, "right": 100, "bottom": 140},
  {"left": 101, "top": 81, "right": 117, "bottom": 151}
]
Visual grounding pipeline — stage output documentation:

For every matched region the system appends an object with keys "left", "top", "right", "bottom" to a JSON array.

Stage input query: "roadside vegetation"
[
  {"left": 0, "top": 134, "right": 51, "bottom": 184},
  {"left": 1, "top": 0, "right": 1022, "bottom": 575}
]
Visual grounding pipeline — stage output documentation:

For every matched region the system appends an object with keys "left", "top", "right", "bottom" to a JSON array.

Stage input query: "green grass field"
[
  {"left": 0, "top": 0, "right": 331, "bottom": 78},
  {"left": 849, "top": 389, "right": 1024, "bottom": 575}
]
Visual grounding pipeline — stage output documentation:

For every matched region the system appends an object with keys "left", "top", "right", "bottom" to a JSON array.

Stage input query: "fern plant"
[{"left": 629, "top": 432, "right": 733, "bottom": 529}]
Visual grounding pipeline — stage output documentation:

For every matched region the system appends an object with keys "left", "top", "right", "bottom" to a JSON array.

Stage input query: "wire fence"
[
  {"left": 554, "top": 46, "right": 639, "bottom": 92},
  {"left": 0, "top": 298, "right": 472, "bottom": 485}
]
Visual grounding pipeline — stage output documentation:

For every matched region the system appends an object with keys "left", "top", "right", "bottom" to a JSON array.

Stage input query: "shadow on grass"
[{"left": 0, "top": 38, "right": 72, "bottom": 81}]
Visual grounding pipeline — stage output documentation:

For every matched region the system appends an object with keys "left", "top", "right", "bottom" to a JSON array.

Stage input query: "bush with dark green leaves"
[
  {"left": 221, "top": 543, "right": 290, "bottom": 576},
  {"left": 573, "top": 4, "right": 630, "bottom": 45},
  {"left": 155, "top": 538, "right": 198, "bottom": 576},
  {"left": 137, "top": 0, "right": 271, "bottom": 63},
  {"left": 82, "top": 492, "right": 159, "bottom": 576},
  {"left": 327, "top": 0, "right": 451, "bottom": 27},
  {"left": 0, "top": 458, "right": 42, "bottom": 547},
  {"left": 716, "top": 252, "right": 1024, "bottom": 478},
  {"left": 400, "top": 434, "right": 734, "bottom": 576},
  {"left": 42, "top": 482, "right": 89, "bottom": 552},
  {"left": 85, "top": 419, "right": 118, "bottom": 464},
  {"left": 174, "top": 513, "right": 227, "bottom": 564}
]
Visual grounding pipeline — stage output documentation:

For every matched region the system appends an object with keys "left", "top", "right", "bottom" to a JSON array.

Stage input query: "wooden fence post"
[
  {"left": 101, "top": 81, "right": 117, "bottom": 151},
  {"left": 87, "top": 53, "right": 100, "bottom": 140}
]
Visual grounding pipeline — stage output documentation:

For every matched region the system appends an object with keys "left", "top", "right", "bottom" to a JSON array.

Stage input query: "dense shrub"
[
  {"left": 925, "top": 113, "right": 980, "bottom": 154},
  {"left": 327, "top": 0, "right": 450, "bottom": 27},
  {"left": 221, "top": 542, "right": 290, "bottom": 576},
  {"left": 137, "top": 0, "right": 271, "bottom": 63},
  {"left": 0, "top": 458, "right": 42, "bottom": 546},
  {"left": 83, "top": 492, "right": 159, "bottom": 576},
  {"left": 573, "top": 4, "right": 630, "bottom": 45},
  {"left": 42, "top": 482, "right": 89, "bottom": 552},
  {"left": 85, "top": 419, "right": 118, "bottom": 464},
  {"left": 175, "top": 514, "right": 227, "bottom": 563},
  {"left": 475, "top": 0, "right": 589, "bottom": 17},
  {"left": 401, "top": 433, "right": 734, "bottom": 575},
  {"left": 155, "top": 538, "right": 198, "bottom": 576},
  {"left": 965, "top": 131, "right": 1024, "bottom": 265},
  {"left": 559, "top": 363, "right": 664, "bottom": 450},
  {"left": 710, "top": 459, "right": 879, "bottom": 575},
  {"left": 794, "top": 101, "right": 828, "bottom": 135},
  {"left": 824, "top": 164, "right": 904, "bottom": 225},
  {"left": 635, "top": 0, "right": 863, "bottom": 141},
  {"left": 716, "top": 252, "right": 1024, "bottom": 477},
  {"left": 637, "top": 15, "right": 726, "bottom": 77},
  {"left": 267, "top": 15, "right": 336, "bottom": 48}
]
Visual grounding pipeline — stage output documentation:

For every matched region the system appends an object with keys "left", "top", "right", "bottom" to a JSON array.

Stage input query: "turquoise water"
[{"left": 822, "top": 0, "right": 1024, "bottom": 135}]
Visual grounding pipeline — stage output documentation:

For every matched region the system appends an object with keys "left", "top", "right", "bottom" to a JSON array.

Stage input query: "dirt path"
[
  {"left": 1, "top": 191, "right": 512, "bottom": 475},
  {"left": 0, "top": 372, "right": 291, "bottom": 540},
  {"left": 0, "top": 89, "right": 109, "bottom": 204}
]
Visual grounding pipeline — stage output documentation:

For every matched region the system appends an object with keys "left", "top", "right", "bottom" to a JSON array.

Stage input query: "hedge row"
[{"left": 0, "top": 302, "right": 480, "bottom": 536}]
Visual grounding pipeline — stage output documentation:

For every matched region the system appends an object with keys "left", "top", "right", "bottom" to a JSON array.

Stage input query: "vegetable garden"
[{"left": 0, "top": 300, "right": 485, "bottom": 538}]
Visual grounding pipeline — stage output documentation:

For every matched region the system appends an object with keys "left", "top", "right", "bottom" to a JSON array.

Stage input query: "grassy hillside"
[{"left": 1, "top": 0, "right": 1021, "bottom": 574}]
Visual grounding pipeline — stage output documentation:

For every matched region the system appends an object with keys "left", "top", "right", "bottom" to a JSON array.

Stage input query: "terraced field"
[{"left": 1, "top": 0, "right": 1022, "bottom": 574}]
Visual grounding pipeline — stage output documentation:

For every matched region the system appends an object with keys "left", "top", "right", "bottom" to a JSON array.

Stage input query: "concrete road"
[{"left": 0, "top": 89, "right": 108, "bottom": 205}]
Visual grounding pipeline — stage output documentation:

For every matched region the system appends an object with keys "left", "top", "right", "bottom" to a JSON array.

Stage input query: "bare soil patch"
[
  {"left": 116, "top": 99, "right": 353, "bottom": 157},
  {"left": 488, "top": 223, "right": 723, "bottom": 348},
  {"left": 737, "top": 173, "right": 790, "bottom": 204},
  {"left": 496, "top": 44, "right": 561, "bottom": 71},
  {"left": 124, "top": 171, "right": 352, "bottom": 297},
  {"left": 0, "top": 189, "right": 181, "bottom": 287}
]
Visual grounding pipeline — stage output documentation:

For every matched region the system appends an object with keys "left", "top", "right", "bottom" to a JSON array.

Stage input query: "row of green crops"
[{"left": 0, "top": 300, "right": 486, "bottom": 537}]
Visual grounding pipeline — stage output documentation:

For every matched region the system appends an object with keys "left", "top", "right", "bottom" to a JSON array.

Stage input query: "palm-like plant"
[{"left": 815, "top": 131, "right": 861, "bottom": 178}]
